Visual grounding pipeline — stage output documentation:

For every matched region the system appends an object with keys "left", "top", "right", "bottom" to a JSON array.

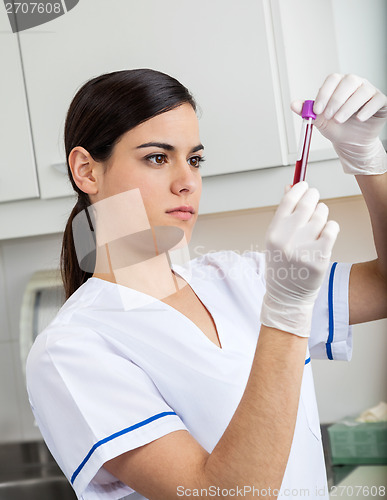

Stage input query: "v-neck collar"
[{"left": 88, "top": 263, "right": 225, "bottom": 352}]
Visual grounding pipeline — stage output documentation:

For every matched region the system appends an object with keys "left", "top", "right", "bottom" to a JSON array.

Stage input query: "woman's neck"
[{"left": 93, "top": 251, "right": 187, "bottom": 300}]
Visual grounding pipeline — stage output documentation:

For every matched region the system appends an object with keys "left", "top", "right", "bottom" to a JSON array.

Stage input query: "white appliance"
[{"left": 19, "top": 269, "right": 65, "bottom": 374}]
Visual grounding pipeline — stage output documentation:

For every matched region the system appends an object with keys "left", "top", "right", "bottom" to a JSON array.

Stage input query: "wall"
[
  {"left": 0, "top": 234, "right": 62, "bottom": 442},
  {"left": 332, "top": 0, "right": 387, "bottom": 96},
  {"left": 0, "top": 190, "right": 386, "bottom": 443}
]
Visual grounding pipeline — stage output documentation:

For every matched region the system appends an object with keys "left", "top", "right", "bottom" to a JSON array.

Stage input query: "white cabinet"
[
  {"left": 271, "top": 0, "right": 340, "bottom": 164},
  {"left": 19, "top": 0, "right": 286, "bottom": 200},
  {"left": 271, "top": 0, "right": 387, "bottom": 164},
  {"left": 0, "top": 7, "right": 39, "bottom": 203},
  {"left": 332, "top": 0, "right": 387, "bottom": 149},
  {"left": 1, "top": 0, "right": 385, "bottom": 239}
]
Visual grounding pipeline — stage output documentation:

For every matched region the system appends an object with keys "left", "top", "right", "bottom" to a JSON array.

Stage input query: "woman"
[{"left": 26, "top": 69, "right": 387, "bottom": 499}]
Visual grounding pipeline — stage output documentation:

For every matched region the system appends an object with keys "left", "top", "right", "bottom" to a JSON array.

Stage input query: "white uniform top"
[{"left": 26, "top": 251, "right": 353, "bottom": 500}]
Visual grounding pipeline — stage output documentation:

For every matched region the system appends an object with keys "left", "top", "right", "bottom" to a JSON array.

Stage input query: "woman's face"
[{"left": 91, "top": 103, "right": 203, "bottom": 245}]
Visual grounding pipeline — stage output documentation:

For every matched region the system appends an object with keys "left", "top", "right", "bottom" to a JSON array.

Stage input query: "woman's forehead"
[{"left": 124, "top": 104, "right": 200, "bottom": 147}]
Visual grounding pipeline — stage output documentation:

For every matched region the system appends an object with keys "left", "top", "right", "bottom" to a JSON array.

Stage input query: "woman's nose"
[{"left": 170, "top": 159, "right": 199, "bottom": 194}]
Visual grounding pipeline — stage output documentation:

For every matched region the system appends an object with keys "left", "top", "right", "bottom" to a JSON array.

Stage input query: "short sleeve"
[
  {"left": 234, "top": 252, "right": 352, "bottom": 360},
  {"left": 309, "top": 262, "right": 353, "bottom": 361},
  {"left": 26, "top": 326, "right": 188, "bottom": 500}
]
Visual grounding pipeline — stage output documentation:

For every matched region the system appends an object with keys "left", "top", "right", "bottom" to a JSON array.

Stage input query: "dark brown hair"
[{"left": 60, "top": 69, "right": 196, "bottom": 299}]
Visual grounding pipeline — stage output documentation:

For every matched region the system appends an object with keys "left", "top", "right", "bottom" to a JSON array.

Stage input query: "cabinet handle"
[{"left": 51, "top": 163, "right": 68, "bottom": 174}]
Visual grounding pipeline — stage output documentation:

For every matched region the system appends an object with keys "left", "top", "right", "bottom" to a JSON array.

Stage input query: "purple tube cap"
[{"left": 302, "top": 100, "right": 316, "bottom": 120}]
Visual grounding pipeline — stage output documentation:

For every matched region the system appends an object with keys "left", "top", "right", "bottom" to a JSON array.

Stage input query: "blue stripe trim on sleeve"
[
  {"left": 326, "top": 262, "right": 338, "bottom": 360},
  {"left": 305, "top": 357, "right": 311, "bottom": 365},
  {"left": 71, "top": 411, "right": 177, "bottom": 484}
]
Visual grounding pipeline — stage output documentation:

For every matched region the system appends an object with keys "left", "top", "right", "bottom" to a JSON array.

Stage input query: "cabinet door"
[
  {"left": 19, "top": 0, "right": 285, "bottom": 200},
  {"left": 271, "top": 0, "right": 387, "bottom": 165},
  {"left": 271, "top": 0, "right": 340, "bottom": 164},
  {"left": 0, "top": 7, "right": 39, "bottom": 203},
  {"left": 332, "top": 0, "right": 387, "bottom": 145}
]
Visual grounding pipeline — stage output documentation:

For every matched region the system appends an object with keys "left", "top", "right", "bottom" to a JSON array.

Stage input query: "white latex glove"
[
  {"left": 260, "top": 182, "right": 340, "bottom": 337},
  {"left": 292, "top": 74, "right": 387, "bottom": 175}
]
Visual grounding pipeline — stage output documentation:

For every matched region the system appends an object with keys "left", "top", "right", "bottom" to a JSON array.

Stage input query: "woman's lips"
[
  {"left": 166, "top": 211, "right": 193, "bottom": 220},
  {"left": 165, "top": 205, "right": 195, "bottom": 220}
]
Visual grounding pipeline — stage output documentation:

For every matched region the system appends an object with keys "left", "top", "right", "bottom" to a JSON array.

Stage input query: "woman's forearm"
[
  {"left": 201, "top": 325, "right": 307, "bottom": 497},
  {"left": 355, "top": 172, "right": 387, "bottom": 278}
]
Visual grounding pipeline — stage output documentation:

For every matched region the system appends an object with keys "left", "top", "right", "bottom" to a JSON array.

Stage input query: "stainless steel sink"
[
  {"left": 0, "top": 441, "right": 76, "bottom": 500},
  {"left": 0, "top": 476, "right": 76, "bottom": 500}
]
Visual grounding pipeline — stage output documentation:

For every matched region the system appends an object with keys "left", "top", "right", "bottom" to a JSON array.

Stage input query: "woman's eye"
[
  {"left": 188, "top": 156, "right": 205, "bottom": 168},
  {"left": 147, "top": 154, "right": 167, "bottom": 165},
  {"left": 146, "top": 154, "right": 204, "bottom": 168}
]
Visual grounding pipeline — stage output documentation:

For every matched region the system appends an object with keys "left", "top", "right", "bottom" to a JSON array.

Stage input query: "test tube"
[{"left": 292, "top": 100, "right": 316, "bottom": 185}]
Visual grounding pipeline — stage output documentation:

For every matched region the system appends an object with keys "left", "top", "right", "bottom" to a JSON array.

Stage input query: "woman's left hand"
[{"left": 291, "top": 73, "right": 387, "bottom": 175}]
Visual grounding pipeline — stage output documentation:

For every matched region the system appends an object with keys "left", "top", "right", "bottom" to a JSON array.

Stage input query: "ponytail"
[{"left": 60, "top": 194, "right": 94, "bottom": 300}]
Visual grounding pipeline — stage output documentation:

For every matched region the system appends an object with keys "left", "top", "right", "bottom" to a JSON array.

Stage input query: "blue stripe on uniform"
[
  {"left": 305, "top": 357, "right": 311, "bottom": 365},
  {"left": 326, "top": 262, "right": 338, "bottom": 360},
  {"left": 71, "top": 411, "right": 177, "bottom": 484}
]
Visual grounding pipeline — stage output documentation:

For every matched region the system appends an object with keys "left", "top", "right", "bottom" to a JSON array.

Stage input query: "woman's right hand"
[{"left": 260, "top": 181, "right": 340, "bottom": 337}]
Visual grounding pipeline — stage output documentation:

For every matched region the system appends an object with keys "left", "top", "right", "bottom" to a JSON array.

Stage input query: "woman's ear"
[{"left": 68, "top": 146, "right": 101, "bottom": 195}]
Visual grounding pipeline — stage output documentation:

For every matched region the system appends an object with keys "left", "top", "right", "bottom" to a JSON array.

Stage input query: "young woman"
[{"left": 26, "top": 69, "right": 387, "bottom": 500}]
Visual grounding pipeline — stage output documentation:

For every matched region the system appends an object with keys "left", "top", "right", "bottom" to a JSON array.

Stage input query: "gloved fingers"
[
  {"left": 295, "top": 202, "right": 329, "bottom": 258},
  {"left": 275, "top": 181, "right": 309, "bottom": 219},
  {"left": 321, "top": 74, "right": 365, "bottom": 121},
  {"left": 304, "top": 202, "right": 329, "bottom": 240},
  {"left": 313, "top": 73, "right": 344, "bottom": 115},
  {"left": 373, "top": 104, "right": 387, "bottom": 120},
  {"left": 334, "top": 80, "right": 378, "bottom": 123},
  {"left": 357, "top": 93, "right": 387, "bottom": 122},
  {"left": 316, "top": 220, "right": 340, "bottom": 258},
  {"left": 290, "top": 186, "right": 321, "bottom": 226},
  {"left": 290, "top": 99, "right": 303, "bottom": 117}
]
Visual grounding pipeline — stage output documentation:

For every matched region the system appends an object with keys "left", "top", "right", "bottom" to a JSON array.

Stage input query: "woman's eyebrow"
[
  {"left": 191, "top": 144, "right": 205, "bottom": 153},
  {"left": 136, "top": 142, "right": 204, "bottom": 153}
]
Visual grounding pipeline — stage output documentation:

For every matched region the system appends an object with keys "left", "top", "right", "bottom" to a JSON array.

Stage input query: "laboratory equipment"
[{"left": 293, "top": 100, "right": 316, "bottom": 185}]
